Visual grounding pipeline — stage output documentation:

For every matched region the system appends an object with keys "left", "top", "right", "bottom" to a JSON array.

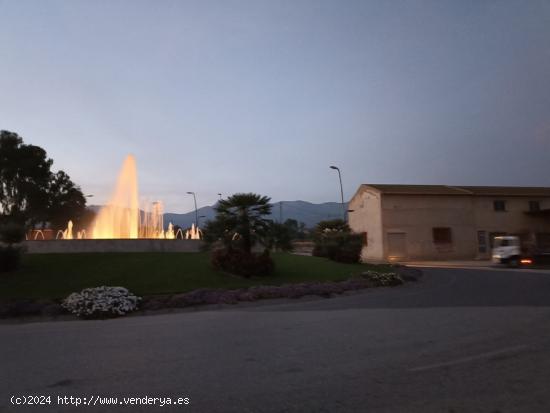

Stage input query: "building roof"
[
  {"left": 364, "top": 184, "right": 468, "bottom": 195},
  {"left": 363, "top": 184, "right": 550, "bottom": 197},
  {"left": 458, "top": 186, "right": 550, "bottom": 196}
]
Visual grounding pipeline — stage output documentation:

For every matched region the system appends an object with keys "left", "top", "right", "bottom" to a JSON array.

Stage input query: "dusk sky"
[{"left": 1, "top": 0, "right": 549, "bottom": 213}]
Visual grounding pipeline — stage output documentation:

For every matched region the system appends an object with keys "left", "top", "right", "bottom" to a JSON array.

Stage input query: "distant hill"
[
  {"left": 164, "top": 205, "right": 217, "bottom": 229},
  {"left": 164, "top": 201, "right": 347, "bottom": 229},
  {"left": 88, "top": 201, "right": 347, "bottom": 229}
]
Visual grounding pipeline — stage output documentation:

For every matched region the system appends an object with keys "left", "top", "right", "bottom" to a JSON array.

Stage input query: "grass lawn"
[{"left": 0, "top": 252, "right": 392, "bottom": 300}]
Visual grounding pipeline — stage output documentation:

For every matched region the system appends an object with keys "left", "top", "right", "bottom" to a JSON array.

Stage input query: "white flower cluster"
[
  {"left": 362, "top": 271, "right": 402, "bottom": 286},
  {"left": 62, "top": 286, "right": 141, "bottom": 318}
]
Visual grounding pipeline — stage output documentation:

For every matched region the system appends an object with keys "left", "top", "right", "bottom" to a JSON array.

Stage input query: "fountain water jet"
[
  {"left": 165, "top": 223, "right": 175, "bottom": 239},
  {"left": 91, "top": 155, "right": 139, "bottom": 239},
  {"left": 83, "top": 155, "right": 201, "bottom": 240},
  {"left": 185, "top": 224, "right": 202, "bottom": 240}
]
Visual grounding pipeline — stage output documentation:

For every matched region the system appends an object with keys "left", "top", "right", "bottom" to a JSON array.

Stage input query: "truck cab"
[{"left": 492, "top": 236, "right": 521, "bottom": 266}]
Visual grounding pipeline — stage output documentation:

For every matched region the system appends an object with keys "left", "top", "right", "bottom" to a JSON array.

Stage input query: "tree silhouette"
[
  {"left": 0, "top": 130, "right": 86, "bottom": 228},
  {"left": 211, "top": 193, "right": 272, "bottom": 253}
]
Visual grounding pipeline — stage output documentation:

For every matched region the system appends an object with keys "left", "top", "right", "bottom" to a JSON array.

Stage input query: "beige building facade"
[{"left": 348, "top": 185, "right": 550, "bottom": 261}]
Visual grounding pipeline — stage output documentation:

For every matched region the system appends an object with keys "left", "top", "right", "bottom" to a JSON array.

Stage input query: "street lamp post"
[
  {"left": 329, "top": 165, "right": 346, "bottom": 221},
  {"left": 187, "top": 191, "right": 198, "bottom": 227}
]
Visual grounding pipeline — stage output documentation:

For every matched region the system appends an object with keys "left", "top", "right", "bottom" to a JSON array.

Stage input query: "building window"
[
  {"left": 529, "top": 201, "right": 541, "bottom": 212},
  {"left": 433, "top": 227, "right": 452, "bottom": 244},
  {"left": 493, "top": 200, "right": 506, "bottom": 212}
]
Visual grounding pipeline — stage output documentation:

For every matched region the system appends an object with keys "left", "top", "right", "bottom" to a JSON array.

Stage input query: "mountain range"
[{"left": 90, "top": 201, "right": 347, "bottom": 229}]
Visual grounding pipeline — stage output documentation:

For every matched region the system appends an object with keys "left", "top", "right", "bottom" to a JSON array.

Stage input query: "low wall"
[{"left": 24, "top": 239, "right": 203, "bottom": 254}]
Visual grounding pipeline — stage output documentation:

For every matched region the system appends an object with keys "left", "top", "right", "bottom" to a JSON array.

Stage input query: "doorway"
[{"left": 387, "top": 232, "right": 407, "bottom": 259}]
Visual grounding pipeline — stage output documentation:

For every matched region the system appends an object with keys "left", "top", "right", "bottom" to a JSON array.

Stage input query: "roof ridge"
[
  {"left": 360, "top": 184, "right": 550, "bottom": 196},
  {"left": 446, "top": 185, "right": 473, "bottom": 194}
]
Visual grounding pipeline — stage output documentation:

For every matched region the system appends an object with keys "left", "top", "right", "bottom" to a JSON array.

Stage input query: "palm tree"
[{"left": 214, "top": 193, "right": 272, "bottom": 254}]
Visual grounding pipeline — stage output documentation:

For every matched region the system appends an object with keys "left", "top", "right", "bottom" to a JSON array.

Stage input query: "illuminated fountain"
[
  {"left": 175, "top": 227, "right": 185, "bottom": 239},
  {"left": 185, "top": 223, "right": 202, "bottom": 240},
  {"left": 165, "top": 223, "right": 175, "bottom": 239},
  {"left": 56, "top": 155, "right": 201, "bottom": 240},
  {"left": 63, "top": 220, "right": 74, "bottom": 239},
  {"left": 91, "top": 155, "right": 140, "bottom": 239}
]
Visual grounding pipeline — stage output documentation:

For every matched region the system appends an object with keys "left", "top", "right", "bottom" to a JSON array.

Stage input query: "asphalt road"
[{"left": 1, "top": 267, "right": 550, "bottom": 413}]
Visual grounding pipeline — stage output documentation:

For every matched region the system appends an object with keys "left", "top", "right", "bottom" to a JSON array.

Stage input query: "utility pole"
[
  {"left": 329, "top": 165, "right": 346, "bottom": 221},
  {"left": 186, "top": 191, "right": 198, "bottom": 227}
]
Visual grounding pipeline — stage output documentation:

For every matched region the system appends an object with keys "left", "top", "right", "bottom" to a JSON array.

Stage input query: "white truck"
[{"left": 492, "top": 235, "right": 550, "bottom": 267}]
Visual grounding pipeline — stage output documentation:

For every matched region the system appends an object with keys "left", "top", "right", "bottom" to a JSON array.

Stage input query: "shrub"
[
  {"left": 0, "top": 246, "right": 24, "bottom": 272},
  {"left": 0, "top": 222, "right": 26, "bottom": 272},
  {"left": 0, "top": 222, "right": 26, "bottom": 244},
  {"left": 62, "top": 286, "right": 141, "bottom": 318},
  {"left": 312, "top": 219, "right": 364, "bottom": 263},
  {"left": 313, "top": 231, "right": 364, "bottom": 263},
  {"left": 211, "top": 247, "right": 274, "bottom": 277}
]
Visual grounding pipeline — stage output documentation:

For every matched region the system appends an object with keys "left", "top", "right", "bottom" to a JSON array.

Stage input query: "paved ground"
[
  {"left": 1, "top": 267, "right": 550, "bottom": 412},
  {"left": 402, "top": 260, "right": 550, "bottom": 274},
  {"left": 402, "top": 260, "right": 495, "bottom": 268}
]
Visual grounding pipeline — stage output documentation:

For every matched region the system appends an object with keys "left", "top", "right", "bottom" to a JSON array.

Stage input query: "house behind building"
[{"left": 348, "top": 184, "right": 550, "bottom": 261}]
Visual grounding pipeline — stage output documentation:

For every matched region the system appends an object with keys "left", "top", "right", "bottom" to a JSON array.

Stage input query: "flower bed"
[
  {"left": 141, "top": 271, "right": 405, "bottom": 311},
  {"left": 361, "top": 270, "right": 403, "bottom": 286},
  {"left": 0, "top": 267, "right": 420, "bottom": 319},
  {"left": 62, "top": 286, "right": 141, "bottom": 318}
]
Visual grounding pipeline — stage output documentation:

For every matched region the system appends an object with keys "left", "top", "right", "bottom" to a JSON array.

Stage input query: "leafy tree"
[
  {"left": 0, "top": 130, "right": 86, "bottom": 229},
  {"left": 282, "top": 218, "right": 308, "bottom": 240},
  {"left": 202, "top": 213, "right": 234, "bottom": 249},
  {"left": 282, "top": 218, "right": 299, "bottom": 238},
  {"left": 315, "top": 219, "right": 350, "bottom": 235},
  {"left": 210, "top": 193, "right": 272, "bottom": 253},
  {"left": 263, "top": 221, "right": 294, "bottom": 252},
  {"left": 78, "top": 208, "right": 97, "bottom": 233},
  {"left": 0, "top": 131, "right": 52, "bottom": 226},
  {"left": 47, "top": 170, "right": 87, "bottom": 230},
  {"left": 205, "top": 193, "right": 275, "bottom": 277}
]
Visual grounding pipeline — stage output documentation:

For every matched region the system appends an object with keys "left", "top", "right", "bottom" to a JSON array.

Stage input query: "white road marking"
[{"left": 409, "top": 345, "right": 530, "bottom": 372}]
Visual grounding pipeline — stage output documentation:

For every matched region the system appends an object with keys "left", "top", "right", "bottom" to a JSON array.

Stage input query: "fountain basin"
[{"left": 24, "top": 239, "right": 203, "bottom": 254}]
